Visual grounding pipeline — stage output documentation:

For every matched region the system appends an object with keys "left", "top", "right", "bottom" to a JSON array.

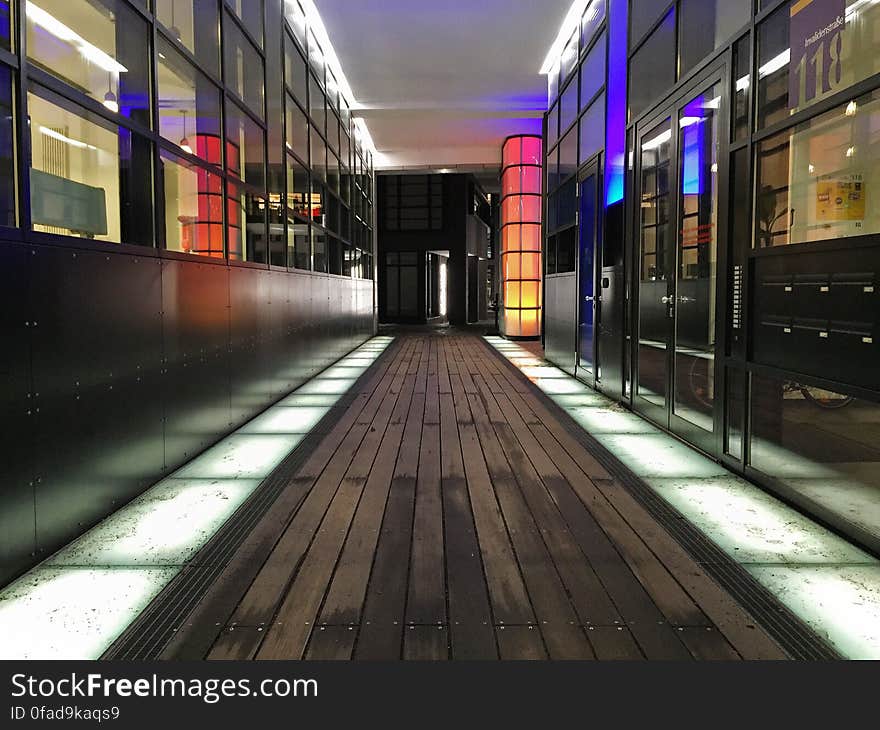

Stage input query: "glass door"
[
  {"left": 577, "top": 161, "right": 600, "bottom": 384},
  {"left": 671, "top": 83, "right": 721, "bottom": 450},
  {"left": 634, "top": 115, "right": 674, "bottom": 425},
  {"left": 633, "top": 72, "right": 724, "bottom": 455}
]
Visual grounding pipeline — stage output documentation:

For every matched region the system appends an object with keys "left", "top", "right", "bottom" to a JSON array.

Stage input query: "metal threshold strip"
[
  {"left": 484, "top": 336, "right": 880, "bottom": 660},
  {"left": 0, "top": 337, "right": 395, "bottom": 661}
]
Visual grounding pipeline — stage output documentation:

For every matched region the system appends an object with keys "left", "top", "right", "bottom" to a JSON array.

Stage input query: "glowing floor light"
[
  {"left": 500, "top": 135, "right": 543, "bottom": 339},
  {"left": 0, "top": 336, "right": 394, "bottom": 659},
  {"left": 483, "top": 336, "right": 880, "bottom": 659}
]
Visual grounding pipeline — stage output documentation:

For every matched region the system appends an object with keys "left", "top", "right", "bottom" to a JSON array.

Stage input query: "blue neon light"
[{"left": 604, "top": 0, "right": 627, "bottom": 207}]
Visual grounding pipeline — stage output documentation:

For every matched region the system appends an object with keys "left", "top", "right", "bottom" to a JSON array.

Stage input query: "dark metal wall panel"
[
  {"left": 161, "top": 259, "right": 231, "bottom": 470},
  {"left": 545, "top": 274, "right": 578, "bottom": 375},
  {"left": 0, "top": 236, "right": 375, "bottom": 588},
  {"left": 0, "top": 243, "right": 36, "bottom": 579},
  {"left": 30, "top": 247, "right": 165, "bottom": 557}
]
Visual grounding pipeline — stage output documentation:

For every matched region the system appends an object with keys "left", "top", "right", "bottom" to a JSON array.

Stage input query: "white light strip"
[
  {"left": 297, "top": 0, "right": 376, "bottom": 155},
  {"left": 758, "top": 48, "right": 790, "bottom": 79},
  {"left": 540, "top": 0, "right": 592, "bottom": 75},
  {"left": 483, "top": 336, "right": 880, "bottom": 658},
  {"left": 27, "top": 1, "right": 128, "bottom": 74},
  {"left": 641, "top": 128, "right": 672, "bottom": 151},
  {"left": 0, "top": 336, "right": 393, "bottom": 659},
  {"left": 40, "top": 126, "right": 97, "bottom": 150}
]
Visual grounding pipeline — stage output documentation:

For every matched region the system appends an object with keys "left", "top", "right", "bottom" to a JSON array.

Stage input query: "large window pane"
[
  {"left": 160, "top": 149, "right": 223, "bottom": 257},
  {"left": 630, "top": 0, "right": 673, "bottom": 48},
  {"left": 560, "top": 79, "right": 578, "bottom": 134},
  {"left": 0, "top": 64, "right": 14, "bottom": 226},
  {"left": 312, "top": 230, "right": 327, "bottom": 272},
  {"left": 29, "top": 86, "right": 152, "bottom": 246},
  {"left": 224, "top": 15, "right": 264, "bottom": 117},
  {"left": 755, "top": 89, "right": 880, "bottom": 248},
  {"left": 225, "top": 0, "right": 263, "bottom": 46},
  {"left": 311, "top": 125, "right": 326, "bottom": 181},
  {"left": 679, "top": 0, "right": 750, "bottom": 78},
  {"left": 26, "top": 0, "right": 150, "bottom": 125},
  {"left": 579, "top": 93, "right": 605, "bottom": 164},
  {"left": 757, "top": 0, "right": 880, "bottom": 129},
  {"left": 286, "top": 96, "right": 309, "bottom": 164},
  {"left": 284, "top": 36, "right": 308, "bottom": 106},
  {"left": 226, "top": 101, "right": 265, "bottom": 190},
  {"left": 155, "top": 0, "right": 219, "bottom": 73},
  {"left": 559, "top": 126, "right": 577, "bottom": 182},
  {"left": 286, "top": 154, "right": 310, "bottom": 220},
  {"left": 581, "top": 0, "right": 606, "bottom": 49},
  {"left": 284, "top": 0, "right": 307, "bottom": 49},
  {"left": 227, "top": 180, "right": 266, "bottom": 263},
  {"left": 580, "top": 31, "right": 606, "bottom": 110},
  {"left": 0, "top": 1, "right": 10, "bottom": 51},
  {"left": 309, "top": 74, "right": 325, "bottom": 136},
  {"left": 733, "top": 34, "right": 751, "bottom": 142},
  {"left": 628, "top": 9, "right": 676, "bottom": 122},
  {"left": 750, "top": 373, "right": 880, "bottom": 544},
  {"left": 288, "top": 220, "right": 310, "bottom": 270},
  {"left": 157, "top": 39, "right": 222, "bottom": 166}
]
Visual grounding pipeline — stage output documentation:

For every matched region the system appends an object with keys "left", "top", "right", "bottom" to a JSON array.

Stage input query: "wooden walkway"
[{"left": 181, "top": 331, "right": 787, "bottom": 660}]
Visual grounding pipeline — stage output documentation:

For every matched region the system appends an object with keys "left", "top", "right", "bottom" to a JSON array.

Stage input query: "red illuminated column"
[{"left": 500, "top": 135, "right": 542, "bottom": 339}]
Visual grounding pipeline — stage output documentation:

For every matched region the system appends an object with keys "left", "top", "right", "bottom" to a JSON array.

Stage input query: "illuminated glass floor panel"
[
  {"left": 484, "top": 336, "right": 880, "bottom": 659},
  {"left": 0, "top": 336, "right": 393, "bottom": 659}
]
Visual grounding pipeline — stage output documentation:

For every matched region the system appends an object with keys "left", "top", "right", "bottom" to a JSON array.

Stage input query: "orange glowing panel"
[{"left": 499, "top": 135, "right": 542, "bottom": 340}]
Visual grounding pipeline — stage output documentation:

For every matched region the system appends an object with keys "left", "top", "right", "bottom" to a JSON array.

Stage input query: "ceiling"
[{"left": 316, "top": 0, "right": 570, "bottom": 181}]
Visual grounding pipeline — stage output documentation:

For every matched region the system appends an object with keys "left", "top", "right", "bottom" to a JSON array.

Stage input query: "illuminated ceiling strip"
[
  {"left": 540, "top": 0, "right": 592, "bottom": 74},
  {"left": 26, "top": 1, "right": 128, "bottom": 74},
  {"left": 483, "top": 336, "right": 880, "bottom": 658},
  {"left": 298, "top": 0, "right": 376, "bottom": 154},
  {"left": 0, "top": 336, "right": 393, "bottom": 659},
  {"left": 40, "top": 126, "right": 97, "bottom": 150}
]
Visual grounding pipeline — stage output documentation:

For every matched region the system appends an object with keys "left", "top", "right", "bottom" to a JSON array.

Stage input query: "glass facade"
[
  {"left": 0, "top": 0, "right": 373, "bottom": 277},
  {"left": 541, "top": 0, "right": 880, "bottom": 552}
]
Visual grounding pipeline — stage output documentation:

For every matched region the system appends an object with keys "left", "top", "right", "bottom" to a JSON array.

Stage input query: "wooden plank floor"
[{"left": 201, "top": 331, "right": 788, "bottom": 660}]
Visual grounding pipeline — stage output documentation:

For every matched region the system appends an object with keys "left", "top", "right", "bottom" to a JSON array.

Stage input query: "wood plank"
[
  {"left": 305, "top": 626, "right": 357, "bottom": 660},
  {"left": 438, "top": 386, "right": 497, "bottom": 660},
  {"left": 256, "top": 386, "right": 404, "bottom": 659},
  {"left": 496, "top": 626, "right": 547, "bottom": 660},
  {"left": 403, "top": 626, "right": 449, "bottom": 661},
  {"left": 586, "top": 626, "right": 645, "bottom": 660},
  {"left": 354, "top": 365, "right": 427, "bottom": 658},
  {"left": 164, "top": 338, "right": 408, "bottom": 659},
  {"left": 317, "top": 364, "right": 421, "bottom": 626},
  {"left": 406, "top": 420, "right": 446, "bottom": 624},
  {"left": 465, "top": 390, "right": 594, "bottom": 659},
  {"left": 676, "top": 627, "right": 742, "bottom": 660}
]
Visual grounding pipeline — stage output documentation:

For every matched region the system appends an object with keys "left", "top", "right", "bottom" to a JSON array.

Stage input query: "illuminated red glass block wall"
[{"left": 500, "top": 135, "right": 543, "bottom": 339}]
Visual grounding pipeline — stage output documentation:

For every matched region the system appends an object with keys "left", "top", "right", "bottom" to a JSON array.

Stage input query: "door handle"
[
  {"left": 584, "top": 296, "right": 595, "bottom": 302},
  {"left": 661, "top": 295, "right": 671, "bottom": 304}
]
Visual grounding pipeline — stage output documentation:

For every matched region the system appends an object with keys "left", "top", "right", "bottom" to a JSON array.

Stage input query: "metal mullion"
[{"left": 0, "top": 46, "right": 17, "bottom": 68}]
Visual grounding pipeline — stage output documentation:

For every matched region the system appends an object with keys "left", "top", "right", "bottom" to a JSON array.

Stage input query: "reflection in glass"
[
  {"left": 226, "top": 179, "right": 266, "bottom": 263},
  {"left": 226, "top": 101, "right": 265, "bottom": 190},
  {"left": 26, "top": 0, "right": 150, "bottom": 124},
  {"left": 0, "top": 65, "right": 14, "bottom": 227},
  {"left": 226, "top": 0, "right": 263, "bottom": 45},
  {"left": 157, "top": 38, "right": 222, "bottom": 166},
  {"left": 288, "top": 221, "right": 310, "bottom": 270},
  {"left": 160, "top": 149, "right": 223, "bottom": 257},
  {"left": 29, "top": 87, "right": 152, "bottom": 246},
  {"left": 755, "top": 89, "right": 880, "bottom": 248},
  {"left": 637, "top": 117, "right": 672, "bottom": 409},
  {"left": 757, "top": 0, "right": 880, "bottom": 129},
  {"left": 224, "top": 17, "right": 264, "bottom": 117},
  {"left": 674, "top": 84, "right": 720, "bottom": 433},
  {"left": 628, "top": 9, "right": 676, "bottom": 122},
  {"left": 750, "top": 374, "right": 880, "bottom": 543},
  {"left": 155, "top": 0, "right": 219, "bottom": 73}
]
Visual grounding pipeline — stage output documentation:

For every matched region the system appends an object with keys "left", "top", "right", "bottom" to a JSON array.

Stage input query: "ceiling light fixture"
[
  {"left": 27, "top": 2, "right": 128, "bottom": 75},
  {"left": 179, "top": 110, "right": 193, "bottom": 155},
  {"left": 540, "top": 0, "right": 593, "bottom": 75},
  {"left": 40, "top": 126, "right": 97, "bottom": 151},
  {"left": 103, "top": 73, "right": 118, "bottom": 114},
  {"left": 296, "top": 0, "right": 376, "bottom": 155}
]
